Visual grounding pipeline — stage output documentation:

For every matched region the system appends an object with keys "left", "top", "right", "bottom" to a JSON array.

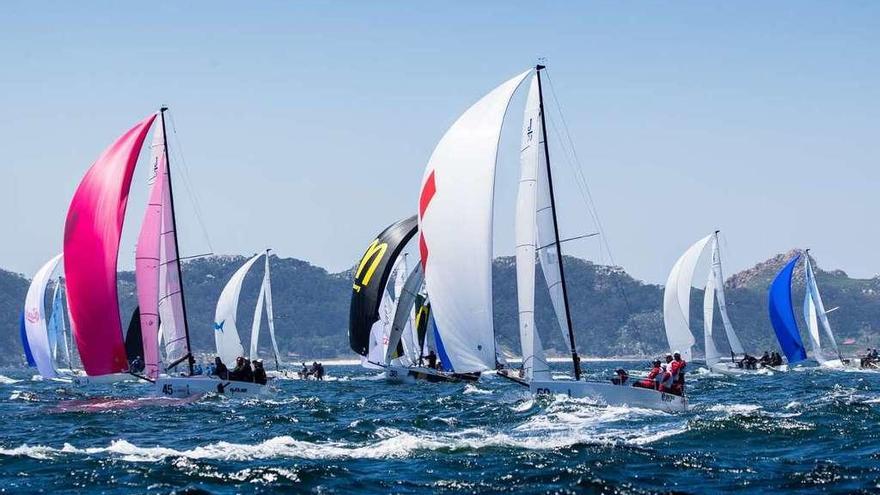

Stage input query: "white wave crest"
[{"left": 0, "top": 375, "right": 21, "bottom": 385}]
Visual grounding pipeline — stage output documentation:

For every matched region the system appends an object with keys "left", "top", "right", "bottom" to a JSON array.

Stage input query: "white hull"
[
  {"left": 529, "top": 380, "right": 687, "bottom": 413},
  {"left": 384, "top": 365, "right": 479, "bottom": 384},
  {"left": 155, "top": 376, "right": 273, "bottom": 398},
  {"left": 71, "top": 373, "right": 136, "bottom": 386},
  {"left": 709, "top": 362, "right": 788, "bottom": 375}
]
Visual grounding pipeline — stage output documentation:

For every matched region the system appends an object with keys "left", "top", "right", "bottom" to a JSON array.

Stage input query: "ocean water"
[{"left": 1, "top": 361, "right": 879, "bottom": 494}]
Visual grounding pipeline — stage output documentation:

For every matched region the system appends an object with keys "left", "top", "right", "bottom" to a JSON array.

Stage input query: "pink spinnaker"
[
  {"left": 63, "top": 114, "right": 157, "bottom": 376},
  {"left": 135, "top": 117, "right": 166, "bottom": 379}
]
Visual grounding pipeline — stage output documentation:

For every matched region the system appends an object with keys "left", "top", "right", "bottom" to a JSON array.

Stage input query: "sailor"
[
  {"left": 252, "top": 360, "right": 268, "bottom": 385},
  {"left": 240, "top": 359, "right": 255, "bottom": 382},
  {"left": 611, "top": 368, "right": 629, "bottom": 385},
  {"left": 315, "top": 362, "right": 326, "bottom": 381},
  {"left": 771, "top": 352, "right": 783, "bottom": 367},
  {"left": 299, "top": 362, "right": 310, "bottom": 379},
  {"left": 669, "top": 352, "right": 687, "bottom": 395},
  {"left": 212, "top": 357, "right": 229, "bottom": 380},
  {"left": 129, "top": 356, "right": 145, "bottom": 374},
  {"left": 228, "top": 356, "right": 246, "bottom": 381},
  {"left": 634, "top": 360, "right": 662, "bottom": 389},
  {"left": 426, "top": 350, "right": 438, "bottom": 370},
  {"left": 657, "top": 364, "right": 673, "bottom": 392},
  {"left": 759, "top": 351, "right": 771, "bottom": 366}
]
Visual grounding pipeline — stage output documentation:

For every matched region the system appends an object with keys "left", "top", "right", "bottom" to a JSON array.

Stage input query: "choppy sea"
[{"left": 1, "top": 361, "right": 879, "bottom": 494}]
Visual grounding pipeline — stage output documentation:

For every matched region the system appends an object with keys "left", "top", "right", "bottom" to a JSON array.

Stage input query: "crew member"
[
  {"left": 668, "top": 352, "right": 687, "bottom": 395},
  {"left": 253, "top": 360, "right": 268, "bottom": 385},
  {"left": 426, "top": 350, "right": 437, "bottom": 370},
  {"left": 212, "top": 357, "right": 229, "bottom": 380}
]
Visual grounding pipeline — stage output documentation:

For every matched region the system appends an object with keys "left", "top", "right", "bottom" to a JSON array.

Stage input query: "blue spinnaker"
[
  {"left": 768, "top": 255, "right": 807, "bottom": 363},
  {"left": 432, "top": 316, "right": 454, "bottom": 372},
  {"left": 20, "top": 311, "right": 36, "bottom": 367}
]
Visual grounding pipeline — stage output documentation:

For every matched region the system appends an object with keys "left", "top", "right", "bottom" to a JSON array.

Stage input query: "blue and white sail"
[
  {"left": 23, "top": 254, "right": 65, "bottom": 378},
  {"left": 768, "top": 255, "right": 808, "bottom": 364}
]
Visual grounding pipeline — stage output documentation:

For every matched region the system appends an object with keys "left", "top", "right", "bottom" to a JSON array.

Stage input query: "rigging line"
[
  {"left": 544, "top": 69, "right": 635, "bottom": 316},
  {"left": 543, "top": 69, "right": 617, "bottom": 268},
  {"left": 166, "top": 111, "right": 215, "bottom": 254}
]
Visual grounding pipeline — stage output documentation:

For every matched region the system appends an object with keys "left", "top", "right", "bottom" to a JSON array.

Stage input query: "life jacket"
[
  {"left": 670, "top": 359, "right": 686, "bottom": 384},
  {"left": 646, "top": 366, "right": 661, "bottom": 380}
]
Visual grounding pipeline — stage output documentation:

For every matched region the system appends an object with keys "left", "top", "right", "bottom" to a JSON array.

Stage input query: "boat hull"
[
  {"left": 155, "top": 376, "right": 272, "bottom": 398},
  {"left": 709, "top": 362, "right": 788, "bottom": 375},
  {"left": 384, "top": 366, "right": 479, "bottom": 384},
  {"left": 529, "top": 380, "right": 688, "bottom": 412}
]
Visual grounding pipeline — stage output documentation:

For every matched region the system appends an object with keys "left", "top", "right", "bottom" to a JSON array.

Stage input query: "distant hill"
[{"left": 3, "top": 251, "right": 880, "bottom": 367}]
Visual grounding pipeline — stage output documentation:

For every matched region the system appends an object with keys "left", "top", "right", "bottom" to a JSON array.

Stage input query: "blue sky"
[{"left": 2, "top": 1, "right": 879, "bottom": 283}]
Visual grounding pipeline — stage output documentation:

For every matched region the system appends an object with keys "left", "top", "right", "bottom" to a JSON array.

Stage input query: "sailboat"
[
  {"left": 213, "top": 250, "right": 282, "bottom": 373},
  {"left": 663, "top": 232, "right": 769, "bottom": 375},
  {"left": 349, "top": 216, "right": 471, "bottom": 382},
  {"left": 769, "top": 251, "right": 858, "bottom": 369},
  {"left": 22, "top": 253, "right": 76, "bottom": 381},
  {"left": 416, "top": 65, "right": 684, "bottom": 410}
]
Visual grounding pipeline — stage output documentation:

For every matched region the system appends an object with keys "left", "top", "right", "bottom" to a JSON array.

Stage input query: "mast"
[
  {"left": 160, "top": 107, "right": 195, "bottom": 376},
  {"left": 535, "top": 65, "right": 582, "bottom": 381}
]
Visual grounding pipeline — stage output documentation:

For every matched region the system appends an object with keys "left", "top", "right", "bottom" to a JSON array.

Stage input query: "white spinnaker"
[
  {"left": 515, "top": 74, "right": 552, "bottom": 381},
  {"left": 24, "top": 254, "right": 63, "bottom": 378},
  {"left": 804, "top": 256, "right": 840, "bottom": 362},
  {"left": 710, "top": 236, "right": 744, "bottom": 355},
  {"left": 214, "top": 253, "right": 262, "bottom": 365},
  {"left": 418, "top": 69, "right": 531, "bottom": 373},
  {"left": 703, "top": 267, "right": 722, "bottom": 366},
  {"left": 663, "top": 234, "right": 713, "bottom": 361}
]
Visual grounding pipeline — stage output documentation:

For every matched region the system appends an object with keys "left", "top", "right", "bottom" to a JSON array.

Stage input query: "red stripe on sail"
[
  {"left": 64, "top": 113, "right": 157, "bottom": 377},
  {"left": 418, "top": 170, "right": 437, "bottom": 270},
  {"left": 419, "top": 170, "right": 436, "bottom": 219}
]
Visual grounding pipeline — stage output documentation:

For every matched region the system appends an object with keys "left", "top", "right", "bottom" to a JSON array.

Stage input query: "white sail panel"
[
  {"left": 515, "top": 74, "right": 551, "bottom": 381},
  {"left": 24, "top": 254, "right": 63, "bottom": 378},
  {"left": 663, "top": 234, "right": 713, "bottom": 361},
  {"left": 418, "top": 69, "right": 531, "bottom": 373},
  {"left": 214, "top": 253, "right": 262, "bottom": 365},
  {"left": 804, "top": 282, "right": 824, "bottom": 363},
  {"left": 710, "top": 236, "right": 744, "bottom": 355},
  {"left": 249, "top": 279, "right": 266, "bottom": 360},
  {"left": 703, "top": 267, "right": 722, "bottom": 365},
  {"left": 263, "top": 255, "right": 280, "bottom": 368},
  {"left": 804, "top": 256, "right": 839, "bottom": 362},
  {"left": 387, "top": 263, "right": 424, "bottom": 365},
  {"left": 156, "top": 117, "right": 189, "bottom": 366}
]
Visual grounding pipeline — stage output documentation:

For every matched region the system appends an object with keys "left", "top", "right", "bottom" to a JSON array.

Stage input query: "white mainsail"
[
  {"left": 24, "top": 254, "right": 64, "bottom": 378},
  {"left": 515, "top": 74, "right": 552, "bottom": 381},
  {"left": 386, "top": 263, "right": 424, "bottom": 366},
  {"left": 709, "top": 235, "right": 744, "bottom": 355},
  {"left": 803, "top": 255, "right": 841, "bottom": 363},
  {"left": 418, "top": 69, "right": 531, "bottom": 373},
  {"left": 249, "top": 252, "right": 281, "bottom": 368},
  {"left": 47, "top": 278, "right": 72, "bottom": 369},
  {"left": 214, "top": 253, "right": 262, "bottom": 365},
  {"left": 154, "top": 117, "right": 189, "bottom": 366},
  {"left": 703, "top": 266, "right": 722, "bottom": 366},
  {"left": 663, "top": 234, "right": 713, "bottom": 361}
]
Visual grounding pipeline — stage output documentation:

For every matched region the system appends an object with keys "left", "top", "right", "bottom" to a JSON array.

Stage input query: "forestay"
[
  {"left": 418, "top": 69, "right": 531, "bottom": 373},
  {"left": 515, "top": 74, "right": 552, "bottom": 381},
  {"left": 663, "top": 234, "right": 712, "bottom": 361},
  {"left": 24, "top": 254, "right": 64, "bottom": 378}
]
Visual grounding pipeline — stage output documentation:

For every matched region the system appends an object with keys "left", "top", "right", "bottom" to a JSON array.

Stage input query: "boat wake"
[{"left": 51, "top": 395, "right": 201, "bottom": 413}]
